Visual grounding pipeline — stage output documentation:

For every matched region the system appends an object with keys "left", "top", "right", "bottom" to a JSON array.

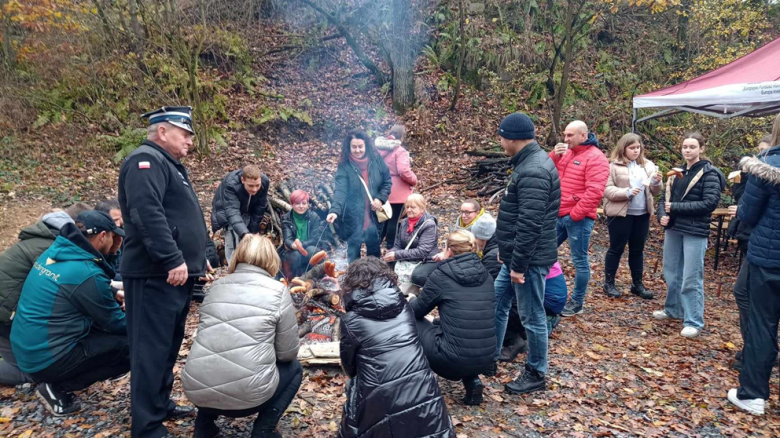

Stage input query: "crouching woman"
[
  {"left": 338, "top": 257, "right": 454, "bottom": 438},
  {"left": 409, "top": 230, "right": 497, "bottom": 406},
  {"left": 182, "top": 235, "right": 302, "bottom": 438}
]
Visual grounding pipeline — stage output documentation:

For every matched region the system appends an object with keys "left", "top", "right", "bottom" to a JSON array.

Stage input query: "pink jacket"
[{"left": 378, "top": 145, "right": 418, "bottom": 204}]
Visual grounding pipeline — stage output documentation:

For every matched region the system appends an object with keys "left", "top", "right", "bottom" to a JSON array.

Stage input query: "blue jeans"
[
  {"left": 556, "top": 216, "right": 595, "bottom": 305},
  {"left": 494, "top": 264, "right": 550, "bottom": 374},
  {"left": 662, "top": 229, "right": 707, "bottom": 329}
]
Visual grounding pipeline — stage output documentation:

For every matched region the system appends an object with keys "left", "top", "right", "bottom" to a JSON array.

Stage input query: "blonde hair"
[
  {"left": 405, "top": 193, "right": 426, "bottom": 210},
  {"left": 446, "top": 230, "right": 476, "bottom": 255},
  {"left": 610, "top": 133, "right": 646, "bottom": 165},
  {"left": 771, "top": 113, "right": 780, "bottom": 151},
  {"left": 228, "top": 234, "right": 280, "bottom": 276}
]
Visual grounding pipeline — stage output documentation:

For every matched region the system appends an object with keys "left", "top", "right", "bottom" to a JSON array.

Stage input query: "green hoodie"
[{"left": 10, "top": 223, "right": 126, "bottom": 373}]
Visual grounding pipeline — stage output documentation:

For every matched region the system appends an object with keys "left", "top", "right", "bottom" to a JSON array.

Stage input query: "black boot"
[
  {"left": 483, "top": 361, "right": 498, "bottom": 377},
  {"left": 462, "top": 376, "right": 484, "bottom": 405},
  {"left": 630, "top": 278, "right": 653, "bottom": 299},
  {"left": 603, "top": 274, "right": 621, "bottom": 298},
  {"left": 505, "top": 363, "right": 546, "bottom": 395},
  {"left": 498, "top": 337, "right": 527, "bottom": 362},
  {"left": 731, "top": 350, "right": 743, "bottom": 371},
  {"left": 251, "top": 407, "right": 284, "bottom": 438},
  {"left": 193, "top": 413, "right": 221, "bottom": 438}
]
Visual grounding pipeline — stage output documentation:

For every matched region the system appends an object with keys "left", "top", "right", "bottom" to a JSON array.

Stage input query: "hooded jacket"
[
  {"left": 377, "top": 141, "right": 418, "bottom": 204},
  {"left": 497, "top": 142, "right": 561, "bottom": 274},
  {"left": 338, "top": 279, "right": 453, "bottom": 438},
  {"left": 181, "top": 264, "right": 299, "bottom": 410},
  {"left": 409, "top": 252, "right": 496, "bottom": 379},
  {"left": 329, "top": 155, "right": 392, "bottom": 241},
  {"left": 0, "top": 212, "right": 72, "bottom": 325},
  {"left": 10, "top": 223, "right": 126, "bottom": 373},
  {"left": 657, "top": 160, "right": 726, "bottom": 238},
  {"left": 390, "top": 212, "right": 439, "bottom": 262},
  {"left": 210, "top": 169, "right": 270, "bottom": 237},
  {"left": 738, "top": 147, "right": 780, "bottom": 268},
  {"left": 549, "top": 133, "right": 610, "bottom": 221}
]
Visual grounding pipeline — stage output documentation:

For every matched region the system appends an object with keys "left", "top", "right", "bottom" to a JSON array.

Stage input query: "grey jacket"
[
  {"left": 181, "top": 264, "right": 299, "bottom": 410},
  {"left": 390, "top": 212, "right": 439, "bottom": 262}
]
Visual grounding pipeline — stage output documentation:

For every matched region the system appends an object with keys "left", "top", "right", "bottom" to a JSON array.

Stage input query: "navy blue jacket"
[{"left": 738, "top": 146, "right": 780, "bottom": 268}]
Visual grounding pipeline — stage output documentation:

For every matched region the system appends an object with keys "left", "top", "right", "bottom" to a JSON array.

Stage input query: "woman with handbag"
[
  {"left": 382, "top": 194, "right": 439, "bottom": 289},
  {"left": 327, "top": 130, "right": 393, "bottom": 263},
  {"left": 409, "top": 230, "right": 497, "bottom": 406}
]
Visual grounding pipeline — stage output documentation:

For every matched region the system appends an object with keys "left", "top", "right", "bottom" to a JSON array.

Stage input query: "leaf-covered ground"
[{"left": 1, "top": 24, "right": 778, "bottom": 438}]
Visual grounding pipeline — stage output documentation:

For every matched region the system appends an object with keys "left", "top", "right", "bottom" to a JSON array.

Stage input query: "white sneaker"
[
  {"left": 728, "top": 388, "right": 765, "bottom": 415},
  {"left": 652, "top": 310, "right": 670, "bottom": 320},
  {"left": 681, "top": 327, "right": 700, "bottom": 338}
]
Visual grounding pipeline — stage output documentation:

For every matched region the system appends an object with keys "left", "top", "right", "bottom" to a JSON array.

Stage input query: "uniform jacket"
[
  {"left": 338, "top": 279, "right": 453, "bottom": 438},
  {"left": 280, "top": 210, "right": 328, "bottom": 254},
  {"left": 118, "top": 140, "right": 209, "bottom": 278},
  {"left": 377, "top": 144, "right": 418, "bottom": 204},
  {"left": 409, "top": 252, "right": 496, "bottom": 379},
  {"left": 497, "top": 142, "right": 561, "bottom": 274},
  {"left": 738, "top": 147, "right": 780, "bottom": 268},
  {"left": 0, "top": 212, "right": 72, "bottom": 325},
  {"left": 10, "top": 223, "right": 126, "bottom": 373},
  {"left": 390, "top": 212, "right": 439, "bottom": 262},
  {"left": 210, "top": 169, "right": 270, "bottom": 237},
  {"left": 181, "top": 264, "right": 299, "bottom": 410},
  {"left": 657, "top": 160, "right": 726, "bottom": 238},
  {"left": 329, "top": 155, "right": 392, "bottom": 240},
  {"left": 603, "top": 160, "right": 662, "bottom": 217},
  {"left": 549, "top": 133, "right": 610, "bottom": 221}
]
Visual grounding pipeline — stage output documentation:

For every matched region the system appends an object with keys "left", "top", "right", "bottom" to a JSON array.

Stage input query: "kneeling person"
[
  {"left": 11, "top": 211, "right": 128, "bottom": 416},
  {"left": 279, "top": 190, "right": 328, "bottom": 279}
]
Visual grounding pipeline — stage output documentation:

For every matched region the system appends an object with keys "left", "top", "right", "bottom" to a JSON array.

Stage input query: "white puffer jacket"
[{"left": 181, "top": 263, "right": 299, "bottom": 410}]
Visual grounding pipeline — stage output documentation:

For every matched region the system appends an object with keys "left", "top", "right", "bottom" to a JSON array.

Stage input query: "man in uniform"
[{"left": 118, "top": 106, "right": 209, "bottom": 438}]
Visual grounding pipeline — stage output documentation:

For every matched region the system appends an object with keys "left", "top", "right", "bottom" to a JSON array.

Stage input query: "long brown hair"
[
  {"left": 610, "top": 133, "right": 646, "bottom": 165},
  {"left": 771, "top": 113, "right": 780, "bottom": 150}
]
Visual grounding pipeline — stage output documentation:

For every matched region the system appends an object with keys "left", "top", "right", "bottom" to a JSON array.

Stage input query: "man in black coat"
[
  {"left": 118, "top": 106, "right": 208, "bottom": 438},
  {"left": 210, "top": 165, "right": 269, "bottom": 263},
  {"left": 494, "top": 113, "right": 561, "bottom": 395}
]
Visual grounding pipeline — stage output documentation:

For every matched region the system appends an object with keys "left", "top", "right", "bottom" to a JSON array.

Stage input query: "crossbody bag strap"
[
  {"left": 404, "top": 219, "right": 432, "bottom": 250},
  {"left": 355, "top": 169, "right": 374, "bottom": 202}
]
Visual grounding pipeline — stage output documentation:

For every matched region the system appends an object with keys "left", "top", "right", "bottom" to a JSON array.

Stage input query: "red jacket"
[{"left": 548, "top": 134, "right": 609, "bottom": 221}]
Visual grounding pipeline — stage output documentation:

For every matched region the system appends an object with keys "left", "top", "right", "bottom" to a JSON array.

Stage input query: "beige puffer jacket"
[
  {"left": 181, "top": 263, "right": 299, "bottom": 410},
  {"left": 603, "top": 160, "right": 662, "bottom": 217}
]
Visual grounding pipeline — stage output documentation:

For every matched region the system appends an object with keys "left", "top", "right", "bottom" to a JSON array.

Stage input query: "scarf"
[
  {"left": 407, "top": 215, "right": 422, "bottom": 233},
  {"left": 459, "top": 207, "right": 485, "bottom": 229},
  {"left": 292, "top": 211, "right": 308, "bottom": 242},
  {"left": 350, "top": 155, "right": 372, "bottom": 230}
]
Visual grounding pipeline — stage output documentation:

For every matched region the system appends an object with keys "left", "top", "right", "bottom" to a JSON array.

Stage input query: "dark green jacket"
[
  {"left": 10, "top": 223, "right": 126, "bottom": 373},
  {"left": 0, "top": 212, "right": 72, "bottom": 325}
]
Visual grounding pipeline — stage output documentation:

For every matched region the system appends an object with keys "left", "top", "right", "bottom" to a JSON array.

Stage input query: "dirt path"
[{"left": 0, "top": 198, "right": 53, "bottom": 251}]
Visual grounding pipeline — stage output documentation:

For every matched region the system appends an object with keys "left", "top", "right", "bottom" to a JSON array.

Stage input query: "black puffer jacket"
[
  {"left": 496, "top": 142, "right": 561, "bottom": 274},
  {"left": 481, "top": 236, "right": 501, "bottom": 280},
  {"left": 280, "top": 210, "right": 328, "bottom": 254},
  {"left": 409, "top": 253, "right": 496, "bottom": 379},
  {"left": 339, "top": 279, "right": 453, "bottom": 438},
  {"left": 210, "top": 169, "right": 270, "bottom": 237},
  {"left": 390, "top": 212, "right": 439, "bottom": 262},
  {"left": 329, "top": 156, "right": 392, "bottom": 241},
  {"left": 658, "top": 160, "right": 726, "bottom": 238},
  {"left": 727, "top": 175, "right": 753, "bottom": 244}
]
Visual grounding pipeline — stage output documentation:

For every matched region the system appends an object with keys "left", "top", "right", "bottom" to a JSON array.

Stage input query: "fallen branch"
[
  {"left": 465, "top": 149, "right": 507, "bottom": 158},
  {"left": 259, "top": 33, "right": 344, "bottom": 57}
]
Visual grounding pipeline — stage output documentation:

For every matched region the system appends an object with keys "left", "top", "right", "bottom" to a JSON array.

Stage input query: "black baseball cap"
[{"left": 77, "top": 210, "right": 125, "bottom": 238}]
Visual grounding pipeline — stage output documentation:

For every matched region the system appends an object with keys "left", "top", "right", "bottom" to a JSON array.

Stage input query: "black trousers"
[
  {"left": 380, "top": 203, "right": 405, "bottom": 250},
  {"left": 195, "top": 360, "right": 303, "bottom": 432},
  {"left": 347, "top": 226, "right": 381, "bottom": 263},
  {"left": 411, "top": 262, "right": 439, "bottom": 287},
  {"left": 738, "top": 263, "right": 780, "bottom": 400},
  {"left": 30, "top": 331, "right": 129, "bottom": 392},
  {"left": 604, "top": 214, "right": 650, "bottom": 281},
  {"left": 733, "top": 258, "right": 750, "bottom": 352},
  {"left": 126, "top": 276, "right": 194, "bottom": 438}
]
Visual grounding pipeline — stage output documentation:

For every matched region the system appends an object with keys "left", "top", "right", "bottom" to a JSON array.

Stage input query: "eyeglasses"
[{"left": 460, "top": 210, "right": 478, "bottom": 214}]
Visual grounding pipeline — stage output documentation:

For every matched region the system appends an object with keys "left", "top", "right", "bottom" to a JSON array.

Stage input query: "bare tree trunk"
[
  {"left": 128, "top": 0, "right": 144, "bottom": 52},
  {"left": 91, "top": 0, "right": 116, "bottom": 47},
  {"left": 390, "top": 0, "right": 415, "bottom": 113},
  {"left": 547, "top": 0, "right": 576, "bottom": 147},
  {"left": 449, "top": 0, "right": 466, "bottom": 111}
]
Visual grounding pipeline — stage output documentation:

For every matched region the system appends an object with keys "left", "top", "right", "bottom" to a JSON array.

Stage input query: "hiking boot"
[
  {"left": 630, "top": 280, "right": 654, "bottom": 299},
  {"left": 505, "top": 363, "right": 546, "bottom": 395},
  {"left": 561, "top": 300, "right": 583, "bottom": 317},
  {"left": 461, "top": 376, "right": 484, "bottom": 405},
  {"left": 602, "top": 274, "right": 621, "bottom": 298},
  {"left": 498, "top": 337, "right": 526, "bottom": 362},
  {"left": 36, "top": 382, "right": 80, "bottom": 417},
  {"left": 652, "top": 310, "right": 671, "bottom": 320},
  {"left": 727, "top": 388, "right": 764, "bottom": 415}
]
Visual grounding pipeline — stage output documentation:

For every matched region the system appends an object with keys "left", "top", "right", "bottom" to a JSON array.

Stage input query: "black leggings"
[
  {"left": 604, "top": 214, "right": 650, "bottom": 281},
  {"left": 381, "top": 203, "right": 406, "bottom": 249}
]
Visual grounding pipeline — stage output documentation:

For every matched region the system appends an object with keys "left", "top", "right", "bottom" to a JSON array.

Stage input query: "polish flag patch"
[{"left": 138, "top": 161, "right": 151, "bottom": 169}]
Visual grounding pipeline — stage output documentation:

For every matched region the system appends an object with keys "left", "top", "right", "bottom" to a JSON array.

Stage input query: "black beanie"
[{"left": 498, "top": 113, "right": 535, "bottom": 140}]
